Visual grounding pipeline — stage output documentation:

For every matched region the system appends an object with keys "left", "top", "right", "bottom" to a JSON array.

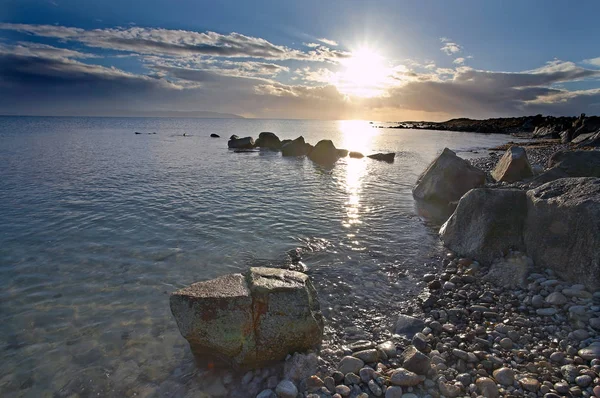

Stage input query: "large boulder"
[
  {"left": 282, "top": 136, "right": 309, "bottom": 157},
  {"left": 255, "top": 132, "right": 282, "bottom": 150},
  {"left": 491, "top": 146, "right": 533, "bottom": 182},
  {"left": 413, "top": 148, "right": 486, "bottom": 206},
  {"left": 547, "top": 150, "right": 600, "bottom": 178},
  {"left": 308, "top": 140, "right": 339, "bottom": 165},
  {"left": 575, "top": 131, "right": 600, "bottom": 148},
  {"left": 532, "top": 124, "right": 563, "bottom": 139},
  {"left": 170, "top": 267, "right": 324, "bottom": 368},
  {"left": 368, "top": 153, "right": 395, "bottom": 162},
  {"left": 440, "top": 188, "right": 528, "bottom": 265},
  {"left": 228, "top": 136, "right": 255, "bottom": 149},
  {"left": 524, "top": 178, "right": 600, "bottom": 290}
]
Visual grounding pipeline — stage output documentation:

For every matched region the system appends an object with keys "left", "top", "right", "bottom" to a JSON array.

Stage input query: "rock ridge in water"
[{"left": 169, "top": 267, "right": 324, "bottom": 369}]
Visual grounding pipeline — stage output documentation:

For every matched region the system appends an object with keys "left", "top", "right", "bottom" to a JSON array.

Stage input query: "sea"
[{"left": 0, "top": 116, "right": 518, "bottom": 397}]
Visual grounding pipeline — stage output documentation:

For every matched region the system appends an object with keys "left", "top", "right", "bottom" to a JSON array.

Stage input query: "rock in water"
[
  {"left": 440, "top": 188, "right": 528, "bottom": 265},
  {"left": 412, "top": 148, "right": 485, "bottom": 207},
  {"left": 210, "top": 133, "right": 220, "bottom": 138},
  {"left": 349, "top": 151, "right": 364, "bottom": 158},
  {"left": 228, "top": 136, "right": 255, "bottom": 149},
  {"left": 524, "top": 177, "right": 600, "bottom": 290},
  {"left": 491, "top": 146, "right": 533, "bottom": 182},
  {"left": 255, "top": 132, "right": 282, "bottom": 150},
  {"left": 367, "top": 153, "right": 395, "bottom": 162},
  {"left": 336, "top": 149, "right": 349, "bottom": 157},
  {"left": 170, "top": 267, "right": 324, "bottom": 368},
  {"left": 308, "top": 140, "right": 339, "bottom": 165},
  {"left": 282, "top": 136, "right": 309, "bottom": 157},
  {"left": 547, "top": 150, "right": 600, "bottom": 178}
]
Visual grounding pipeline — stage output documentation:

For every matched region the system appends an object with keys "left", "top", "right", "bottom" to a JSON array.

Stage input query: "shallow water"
[{"left": 0, "top": 117, "right": 518, "bottom": 397}]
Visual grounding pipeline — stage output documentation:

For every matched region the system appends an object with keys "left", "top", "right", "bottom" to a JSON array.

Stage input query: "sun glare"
[{"left": 335, "top": 47, "right": 392, "bottom": 98}]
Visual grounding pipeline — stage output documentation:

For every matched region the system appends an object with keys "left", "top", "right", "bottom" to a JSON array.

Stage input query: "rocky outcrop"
[
  {"left": 547, "top": 150, "right": 600, "bottom": 178},
  {"left": 491, "top": 146, "right": 533, "bottom": 182},
  {"left": 368, "top": 153, "right": 395, "bottom": 162},
  {"left": 412, "top": 148, "right": 486, "bottom": 207},
  {"left": 440, "top": 189, "right": 528, "bottom": 265},
  {"left": 255, "top": 132, "right": 282, "bottom": 150},
  {"left": 282, "top": 136, "right": 309, "bottom": 157},
  {"left": 170, "top": 267, "right": 324, "bottom": 369},
  {"left": 308, "top": 140, "right": 339, "bottom": 165},
  {"left": 228, "top": 136, "right": 255, "bottom": 149},
  {"left": 210, "top": 133, "right": 220, "bottom": 138},
  {"left": 524, "top": 178, "right": 600, "bottom": 290}
]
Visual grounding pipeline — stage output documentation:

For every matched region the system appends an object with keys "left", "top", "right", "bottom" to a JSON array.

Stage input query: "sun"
[{"left": 335, "top": 47, "right": 391, "bottom": 97}]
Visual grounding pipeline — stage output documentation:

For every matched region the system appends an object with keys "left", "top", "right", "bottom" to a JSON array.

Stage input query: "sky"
[{"left": 1, "top": 0, "right": 600, "bottom": 120}]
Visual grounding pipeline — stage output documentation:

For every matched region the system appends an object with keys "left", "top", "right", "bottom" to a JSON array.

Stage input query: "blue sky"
[{"left": 1, "top": 0, "right": 599, "bottom": 120}]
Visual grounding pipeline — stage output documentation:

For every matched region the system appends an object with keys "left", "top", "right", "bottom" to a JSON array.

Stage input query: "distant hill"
[{"left": 0, "top": 110, "right": 245, "bottom": 119}]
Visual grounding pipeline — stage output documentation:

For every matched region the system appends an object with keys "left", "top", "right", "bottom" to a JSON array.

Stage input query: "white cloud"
[
  {"left": 583, "top": 57, "right": 600, "bottom": 67},
  {"left": 440, "top": 37, "right": 462, "bottom": 55},
  {"left": 453, "top": 57, "right": 465, "bottom": 65},
  {"left": 318, "top": 38, "right": 338, "bottom": 47}
]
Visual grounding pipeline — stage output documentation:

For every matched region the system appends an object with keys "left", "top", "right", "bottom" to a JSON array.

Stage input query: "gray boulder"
[
  {"left": 524, "top": 177, "right": 600, "bottom": 290},
  {"left": 491, "top": 146, "right": 533, "bottom": 182},
  {"left": 228, "top": 136, "right": 255, "bottom": 149},
  {"left": 532, "top": 124, "right": 563, "bottom": 139},
  {"left": 255, "top": 132, "right": 282, "bottom": 150},
  {"left": 547, "top": 150, "right": 600, "bottom": 178},
  {"left": 308, "top": 140, "right": 339, "bottom": 165},
  {"left": 483, "top": 252, "right": 533, "bottom": 288},
  {"left": 368, "top": 152, "right": 395, "bottom": 162},
  {"left": 575, "top": 131, "right": 600, "bottom": 148},
  {"left": 282, "top": 136, "right": 309, "bottom": 157},
  {"left": 440, "top": 188, "right": 528, "bottom": 265},
  {"left": 412, "top": 148, "right": 485, "bottom": 206},
  {"left": 393, "top": 314, "right": 425, "bottom": 338},
  {"left": 170, "top": 267, "right": 324, "bottom": 368}
]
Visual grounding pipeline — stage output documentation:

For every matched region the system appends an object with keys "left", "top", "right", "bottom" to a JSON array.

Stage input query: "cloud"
[
  {"left": 440, "top": 37, "right": 462, "bottom": 55},
  {"left": 453, "top": 57, "right": 465, "bottom": 65},
  {"left": 583, "top": 57, "right": 600, "bottom": 67},
  {"left": 0, "top": 23, "right": 349, "bottom": 62},
  {"left": 318, "top": 38, "right": 338, "bottom": 47}
]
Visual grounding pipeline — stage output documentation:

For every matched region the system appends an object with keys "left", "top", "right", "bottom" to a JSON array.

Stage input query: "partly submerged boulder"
[
  {"left": 524, "top": 177, "right": 600, "bottom": 290},
  {"left": 255, "top": 132, "right": 282, "bottom": 150},
  {"left": 336, "top": 149, "right": 349, "bottom": 157},
  {"left": 308, "top": 140, "right": 339, "bottom": 165},
  {"left": 210, "top": 133, "right": 220, "bottom": 138},
  {"left": 412, "top": 148, "right": 486, "bottom": 206},
  {"left": 228, "top": 136, "right": 255, "bottom": 149},
  {"left": 440, "top": 188, "right": 528, "bottom": 265},
  {"left": 170, "top": 267, "right": 324, "bottom": 369},
  {"left": 349, "top": 151, "right": 364, "bottom": 159},
  {"left": 491, "top": 146, "right": 533, "bottom": 182},
  {"left": 368, "top": 152, "right": 395, "bottom": 162},
  {"left": 547, "top": 150, "right": 600, "bottom": 178},
  {"left": 282, "top": 136, "right": 309, "bottom": 157}
]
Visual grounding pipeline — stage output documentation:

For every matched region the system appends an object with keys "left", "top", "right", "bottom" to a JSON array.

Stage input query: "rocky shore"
[{"left": 169, "top": 123, "right": 600, "bottom": 398}]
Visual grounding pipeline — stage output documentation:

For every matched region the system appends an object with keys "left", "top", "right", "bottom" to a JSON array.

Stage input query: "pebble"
[
  {"left": 275, "top": 380, "right": 298, "bottom": 398},
  {"left": 352, "top": 349, "right": 378, "bottom": 363},
  {"left": 532, "top": 294, "right": 545, "bottom": 308},
  {"left": 492, "top": 367, "right": 515, "bottom": 386},
  {"left": 377, "top": 341, "right": 397, "bottom": 358},
  {"left": 546, "top": 291, "right": 568, "bottom": 305},
  {"left": 385, "top": 386, "right": 403, "bottom": 398},
  {"left": 536, "top": 308, "right": 557, "bottom": 316},
  {"left": 550, "top": 351, "right": 565, "bottom": 363},
  {"left": 575, "top": 375, "right": 592, "bottom": 388},
  {"left": 359, "top": 367, "right": 374, "bottom": 383},
  {"left": 337, "top": 356, "right": 364, "bottom": 375},
  {"left": 389, "top": 368, "right": 422, "bottom": 387},
  {"left": 579, "top": 345, "right": 600, "bottom": 361},
  {"left": 499, "top": 337, "right": 513, "bottom": 349},
  {"left": 335, "top": 385, "right": 351, "bottom": 397},
  {"left": 256, "top": 389, "right": 276, "bottom": 398},
  {"left": 520, "top": 377, "right": 540, "bottom": 392},
  {"left": 476, "top": 377, "right": 499, "bottom": 398},
  {"left": 443, "top": 281, "right": 456, "bottom": 290},
  {"left": 593, "top": 385, "right": 600, "bottom": 397},
  {"left": 368, "top": 379, "right": 382, "bottom": 396},
  {"left": 344, "top": 372, "right": 360, "bottom": 385}
]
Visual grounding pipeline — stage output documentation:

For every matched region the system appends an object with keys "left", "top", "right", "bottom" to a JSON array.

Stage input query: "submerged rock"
[
  {"left": 368, "top": 152, "right": 395, "bottom": 162},
  {"left": 491, "top": 146, "right": 533, "bottom": 182},
  {"left": 210, "top": 133, "right": 220, "bottom": 138},
  {"left": 349, "top": 151, "right": 364, "bottom": 159},
  {"left": 255, "top": 132, "right": 282, "bottom": 150},
  {"left": 282, "top": 136, "right": 309, "bottom": 157},
  {"left": 412, "top": 148, "right": 485, "bottom": 207},
  {"left": 308, "top": 140, "right": 339, "bottom": 165},
  {"left": 228, "top": 136, "right": 255, "bottom": 149},
  {"left": 524, "top": 177, "right": 600, "bottom": 290},
  {"left": 170, "top": 267, "right": 324, "bottom": 368},
  {"left": 440, "top": 188, "right": 528, "bottom": 265}
]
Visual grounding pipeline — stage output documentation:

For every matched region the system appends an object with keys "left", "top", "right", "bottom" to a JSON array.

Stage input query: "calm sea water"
[{"left": 0, "top": 117, "right": 517, "bottom": 397}]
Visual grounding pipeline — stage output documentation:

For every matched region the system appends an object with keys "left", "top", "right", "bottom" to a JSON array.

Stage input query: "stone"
[
  {"left": 389, "top": 368, "right": 422, "bottom": 387},
  {"left": 169, "top": 268, "right": 324, "bottom": 368},
  {"left": 547, "top": 150, "right": 600, "bottom": 178},
  {"left": 335, "top": 384, "right": 351, "bottom": 396},
  {"left": 336, "top": 149, "right": 349, "bottom": 157},
  {"left": 578, "top": 345, "right": 600, "bottom": 361},
  {"left": 384, "top": 386, "right": 403, "bottom": 398},
  {"left": 228, "top": 136, "right": 255, "bottom": 149},
  {"left": 308, "top": 140, "right": 339, "bottom": 165},
  {"left": 440, "top": 189, "right": 528, "bottom": 266},
  {"left": 524, "top": 178, "right": 600, "bottom": 290},
  {"left": 305, "top": 375, "right": 323, "bottom": 392},
  {"left": 519, "top": 377, "right": 540, "bottom": 392},
  {"left": 368, "top": 152, "right": 395, "bottom": 162},
  {"left": 545, "top": 292, "right": 568, "bottom": 305},
  {"left": 576, "top": 131, "right": 600, "bottom": 148},
  {"left": 344, "top": 372, "right": 360, "bottom": 385},
  {"left": 337, "top": 356, "right": 364, "bottom": 375},
  {"left": 377, "top": 341, "right": 397, "bottom": 358},
  {"left": 411, "top": 333, "right": 428, "bottom": 352},
  {"left": 349, "top": 151, "right": 364, "bottom": 159},
  {"left": 284, "top": 352, "right": 318, "bottom": 382},
  {"left": 493, "top": 368, "right": 515, "bottom": 386},
  {"left": 393, "top": 315, "right": 425, "bottom": 338},
  {"left": 352, "top": 349, "right": 378, "bottom": 363},
  {"left": 439, "top": 381, "right": 462, "bottom": 398},
  {"left": 368, "top": 379, "right": 383, "bottom": 396},
  {"left": 282, "top": 136, "right": 309, "bottom": 157},
  {"left": 560, "top": 365, "right": 579, "bottom": 383},
  {"left": 412, "top": 148, "right": 486, "bottom": 207},
  {"left": 531, "top": 294, "right": 545, "bottom": 308},
  {"left": 255, "top": 132, "right": 282, "bottom": 150},
  {"left": 483, "top": 252, "right": 533, "bottom": 288},
  {"left": 275, "top": 380, "right": 297, "bottom": 398},
  {"left": 536, "top": 308, "right": 557, "bottom": 316},
  {"left": 476, "top": 377, "right": 499, "bottom": 398},
  {"left": 499, "top": 338, "right": 513, "bottom": 350},
  {"left": 491, "top": 146, "right": 533, "bottom": 182},
  {"left": 256, "top": 389, "right": 276, "bottom": 398},
  {"left": 210, "top": 133, "right": 220, "bottom": 138},
  {"left": 401, "top": 346, "right": 431, "bottom": 375},
  {"left": 575, "top": 375, "right": 592, "bottom": 388}
]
